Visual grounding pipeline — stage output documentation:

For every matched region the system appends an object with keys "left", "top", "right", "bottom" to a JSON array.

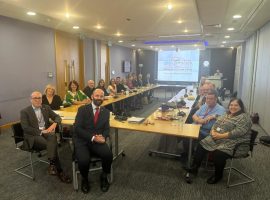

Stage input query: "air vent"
[{"left": 204, "top": 24, "right": 221, "bottom": 28}]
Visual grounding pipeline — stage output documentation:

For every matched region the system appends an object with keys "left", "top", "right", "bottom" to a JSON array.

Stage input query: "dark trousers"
[
  {"left": 75, "top": 142, "right": 113, "bottom": 179},
  {"left": 193, "top": 143, "right": 231, "bottom": 178},
  {"left": 31, "top": 134, "right": 62, "bottom": 172}
]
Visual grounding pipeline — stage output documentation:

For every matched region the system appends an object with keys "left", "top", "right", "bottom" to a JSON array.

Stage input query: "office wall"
[
  {"left": 252, "top": 22, "right": 270, "bottom": 134},
  {"left": 240, "top": 35, "right": 257, "bottom": 113},
  {"left": 0, "top": 16, "right": 56, "bottom": 125},
  {"left": 84, "top": 38, "right": 95, "bottom": 85},
  {"left": 136, "top": 50, "right": 157, "bottom": 83},
  {"left": 110, "top": 45, "right": 136, "bottom": 78},
  {"left": 55, "top": 31, "right": 83, "bottom": 98},
  {"left": 209, "top": 48, "right": 237, "bottom": 91}
]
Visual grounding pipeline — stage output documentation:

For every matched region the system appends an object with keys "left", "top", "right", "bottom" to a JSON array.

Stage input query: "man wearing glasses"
[{"left": 20, "top": 91, "right": 71, "bottom": 183}]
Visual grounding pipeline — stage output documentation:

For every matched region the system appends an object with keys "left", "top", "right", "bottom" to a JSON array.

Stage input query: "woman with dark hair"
[
  {"left": 63, "top": 80, "right": 90, "bottom": 106},
  {"left": 96, "top": 79, "right": 109, "bottom": 96},
  {"left": 187, "top": 98, "right": 252, "bottom": 184},
  {"left": 107, "top": 78, "right": 117, "bottom": 96},
  {"left": 42, "top": 84, "right": 62, "bottom": 110}
]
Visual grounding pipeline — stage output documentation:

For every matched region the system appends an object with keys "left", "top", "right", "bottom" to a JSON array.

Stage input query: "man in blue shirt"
[{"left": 193, "top": 89, "right": 226, "bottom": 139}]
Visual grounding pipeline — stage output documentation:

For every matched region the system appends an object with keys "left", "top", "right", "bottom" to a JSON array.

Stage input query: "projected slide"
[{"left": 158, "top": 50, "right": 199, "bottom": 82}]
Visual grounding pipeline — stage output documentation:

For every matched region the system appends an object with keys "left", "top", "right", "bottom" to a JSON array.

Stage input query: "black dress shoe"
[
  {"left": 81, "top": 178, "right": 90, "bottom": 194},
  {"left": 100, "top": 173, "right": 110, "bottom": 192},
  {"left": 207, "top": 175, "right": 222, "bottom": 184}
]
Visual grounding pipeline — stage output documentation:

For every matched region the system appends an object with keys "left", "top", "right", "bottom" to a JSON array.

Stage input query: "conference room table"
[
  {"left": 58, "top": 85, "right": 200, "bottom": 170},
  {"left": 62, "top": 84, "right": 159, "bottom": 113}
]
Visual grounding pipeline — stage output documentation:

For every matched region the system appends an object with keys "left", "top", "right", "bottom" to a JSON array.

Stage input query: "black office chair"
[
  {"left": 12, "top": 122, "right": 49, "bottom": 180},
  {"left": 225, "top": 129, "right": 258, "bottom": 187},
  {"left": 72, "top": 135, "right": 113, "bottom": 191}
]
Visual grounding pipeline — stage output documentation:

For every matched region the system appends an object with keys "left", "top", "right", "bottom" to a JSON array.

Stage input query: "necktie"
[{"left": 94, "top": 107, "right": 100, "bottom": 126}]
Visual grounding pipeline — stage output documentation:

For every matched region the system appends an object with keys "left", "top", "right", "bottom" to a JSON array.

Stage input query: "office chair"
[
  {"left": 12, "top": 122, "right": 49, "bottom": 180},
  {"left": 225, "top": 129, "right": 258, "bottom": 187},
  {"left": 72, "top": 135, "right": 113, "bottom": 191}
]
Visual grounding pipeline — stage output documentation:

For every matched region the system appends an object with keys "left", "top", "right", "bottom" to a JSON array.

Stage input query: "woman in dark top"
[{"left": 42, "top": 84, "right": 63, "bottom": 110}]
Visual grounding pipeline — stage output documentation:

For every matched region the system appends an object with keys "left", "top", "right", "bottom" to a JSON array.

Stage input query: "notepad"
[{"left": 127, "top": 117, "right": 145, "bottom": 123}]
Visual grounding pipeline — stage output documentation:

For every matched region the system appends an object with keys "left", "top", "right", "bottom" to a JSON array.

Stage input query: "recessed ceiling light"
[
  {"left": 177, "top": 20, "right": 182, "bottom": 24},
  {"left": 65, "top": 13, "right": 70, "bottom": 18},
  {"left": 222, "top": 41, "right": 226, "bottom": 44},
  {"left": 184, "top": 29, "right": 188, "bottom": 33},
  {"left": 95, "top": 24, "right": 102, "bottom": 29},
  {"left": 227, "top": 27, "right": 235, "bottom": 31},
  {"left": 230, "top": 46, "right": 234, "bottom": 49},
  {"left": 73, "top": 26, "right": 79, "bottom": 29},
  {"left": 233, "top": 15, "right": 242, "bottom": 19},
  {"left": 224, "top": 35, "right": 230, "bottom": 38},
  {"left": 27, "top": 11, "right": 36, "bottom": 16},
  {"left": 116, "top": 32, "right": 122, "bottom": 36},
  {"left": 118, "top": 40, "right": 123, "bottom": 43},
  {"left": 131, "top": 44, "right": 135, "bottom": 47},
  {"left": 167, "top": 4, "right": 173, "bottom": 10},
  {"left": 194, "top": 44, "right": 198, "bottom": 47}
]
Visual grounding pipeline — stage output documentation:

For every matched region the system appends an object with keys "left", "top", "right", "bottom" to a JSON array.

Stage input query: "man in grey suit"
[{"left": 20, "top": 91, "right": 71, "bottom": 183}]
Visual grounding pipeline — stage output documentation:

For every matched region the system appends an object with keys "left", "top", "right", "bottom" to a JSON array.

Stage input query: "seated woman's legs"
[{"left": 207, "top": 150, "right": 231, "bottom": 184}]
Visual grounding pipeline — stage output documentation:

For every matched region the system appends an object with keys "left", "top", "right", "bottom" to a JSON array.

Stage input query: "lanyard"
[{"left": 202, "top": 107, "right": 214, "bottom": 118}]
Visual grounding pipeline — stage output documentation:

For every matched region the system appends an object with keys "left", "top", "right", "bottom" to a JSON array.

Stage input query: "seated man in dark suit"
[
  {"left": 115, "top": 77, "right": 126, "bottom": 93},
  {"left": 83, "top": 79, "right": 95, "bottom": 99},
  {"left": 74, "top": 88, "right": 113, "bottom": 194},
  {"left": 20, "top": 91, "right": 71, "bottom": 183}
]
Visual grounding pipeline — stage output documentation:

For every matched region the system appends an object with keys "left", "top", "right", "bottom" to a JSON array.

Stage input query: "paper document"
[{"left": 127, "top": 117, "right": 145, "bottom": 123}]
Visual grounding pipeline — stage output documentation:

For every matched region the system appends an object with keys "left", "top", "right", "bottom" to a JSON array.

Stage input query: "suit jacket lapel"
[{"left": 28, "top": 106, "right": 39, "bottom": 127}]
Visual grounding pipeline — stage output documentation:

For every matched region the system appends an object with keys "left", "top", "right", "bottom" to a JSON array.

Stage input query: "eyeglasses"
[{"left": 32, "top": 97, "right": 42, "bottom": 100}]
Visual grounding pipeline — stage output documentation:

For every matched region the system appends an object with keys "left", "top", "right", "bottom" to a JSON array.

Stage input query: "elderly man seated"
[{"left": 20, "top": 91, "right": 71, "bottom": 183}]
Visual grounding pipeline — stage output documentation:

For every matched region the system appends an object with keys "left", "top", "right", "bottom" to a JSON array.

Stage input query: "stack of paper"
[{"left": 127, "top": 117, "right": 145, "bottom": 123}]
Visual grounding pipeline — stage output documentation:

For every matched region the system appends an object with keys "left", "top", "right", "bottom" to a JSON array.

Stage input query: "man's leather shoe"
[
  {"left": 207, "top": 175, "right": 222, "bottom": 184},
  {"left": 58, "top": 172, "right": 71, "bottom": 184},
  {"left": 100, "top": 173, "right": 110, "bottom": 192},
  {"left": 48, "top": 165, "right": 58, "bottom": 176},
  {"left": 81, "top": 178, "right": 90, "bottom": 194}
]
